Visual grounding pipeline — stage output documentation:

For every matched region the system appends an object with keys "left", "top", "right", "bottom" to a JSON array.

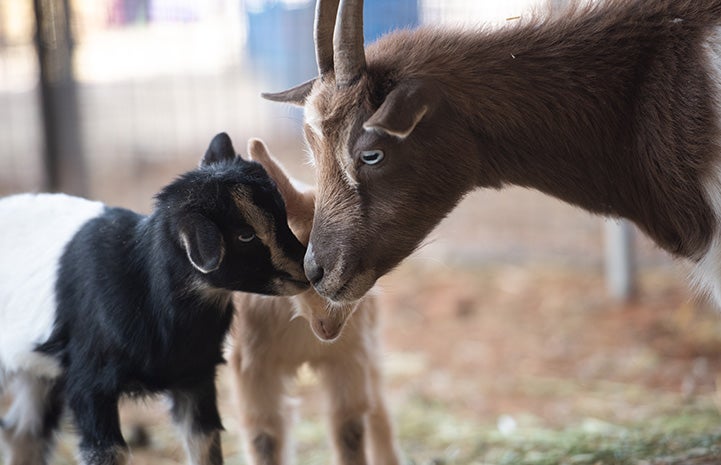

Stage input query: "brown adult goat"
[{"left": 265, "top": 0, "right": 721, "bottom": 305}]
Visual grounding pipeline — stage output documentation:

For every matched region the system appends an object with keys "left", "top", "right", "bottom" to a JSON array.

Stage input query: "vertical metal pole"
[
  {"left": 33, "top": 0, "right": 87, "bottom": 195},
  {"left": 604, "top": 219, "right": 637, "bottom": 301}
]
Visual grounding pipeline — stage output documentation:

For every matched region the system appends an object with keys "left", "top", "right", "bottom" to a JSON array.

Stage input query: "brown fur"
[{"left": 268, "top": 0, "right": 721, "bottom": 302}]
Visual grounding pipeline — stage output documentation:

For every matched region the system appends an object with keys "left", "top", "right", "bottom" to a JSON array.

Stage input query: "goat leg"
[
  {"left": 1, "top": 374, "right": 64, "bottom": 465},
  {"left": 170, "top": 380, "right": 224, "bottom": 465}
]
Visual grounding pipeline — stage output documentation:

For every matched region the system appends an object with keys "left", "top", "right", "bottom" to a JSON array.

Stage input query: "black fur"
[{"left": 31, "top": 133, "right": 307, "bottom": 464}]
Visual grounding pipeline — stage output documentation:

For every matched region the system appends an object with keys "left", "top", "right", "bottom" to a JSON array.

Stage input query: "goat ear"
[
  {"left": 261, "top": 78, "right": 316, "bottom": 106},
  {"left": 179, "top": 213, "right": 225, "bottom": 274},
  {"left": 202, "top": 133, "right": 237, "bottom": 167},
  {"left": 363, "top": 80, "right": 438, "bottom": 140},
  {"left": 247, "top": 138, "right": 312, "bottom": 213}
]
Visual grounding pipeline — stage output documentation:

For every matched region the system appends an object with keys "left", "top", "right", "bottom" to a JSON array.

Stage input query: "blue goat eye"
[{"left": 360, "top": 149, "right": 385, "bottom": 165}]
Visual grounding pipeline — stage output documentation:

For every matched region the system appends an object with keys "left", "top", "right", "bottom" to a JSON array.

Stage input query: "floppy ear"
[
  {"left": 201, "top": 132, "right": 237, "bottom": 167},
  {"left": 363, "top": 80, "right": 439, "bottom": 140},
  {"left": 261, "top": 78, "right": 316, "bottom": 106},
  {"left": 178, "top": 213, "right": 225, "bottom": 274}
]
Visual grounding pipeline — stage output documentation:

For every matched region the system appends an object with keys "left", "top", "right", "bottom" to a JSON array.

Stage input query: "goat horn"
[
  {"left": 261, "top": 78, "right": 316, "bottom": 105},
  {"left": 333, "top": 0, "right": 366, "bottom": 87},
  {"left": 315, "top": 0, "right": 340, "bottom": 75}
]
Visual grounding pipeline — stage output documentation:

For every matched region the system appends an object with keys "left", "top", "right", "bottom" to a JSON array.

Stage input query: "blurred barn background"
[
  {"left": 2, "top": 1, "right": 721, "bottom": 464},
  {"left": 0, "top": 0, "right": 668, "bottom": 287}
]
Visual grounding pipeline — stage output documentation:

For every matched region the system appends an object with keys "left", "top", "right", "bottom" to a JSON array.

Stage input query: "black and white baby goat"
[{"left": 0, "top": 133, "right": 308, "bottom": 465}]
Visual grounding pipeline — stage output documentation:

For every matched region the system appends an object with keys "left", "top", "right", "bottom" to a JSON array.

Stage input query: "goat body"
[
  {"left": 229, "top": 140, "right": 401, "bottom": 465},
  {"left": 0, "top": 133, "right": 308, "bottom": 465},
  {"left": 266, "top": 0, "right": 721, "bottom": 305}
]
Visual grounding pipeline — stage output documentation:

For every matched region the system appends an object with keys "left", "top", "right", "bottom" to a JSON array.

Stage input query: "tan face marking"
[
  {"left": 335, "top": 124, "right": 359, "bottom": 187},
  {"left": 305, "top": 84, "right": 359, "bottom": 188},
  {"left": 232, "top": 187, "right": 303, "bottom": 280}
]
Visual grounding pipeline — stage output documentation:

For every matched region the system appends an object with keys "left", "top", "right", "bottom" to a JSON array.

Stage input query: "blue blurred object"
[
  {"left": 246, "top": 0, "right": 419, "bottom": 89},
  {"left": 364, "top": 0, "right": 419, "bottom": 44},
  {"left": 246, "top": 1, "right": 316, "bottom": 89}
]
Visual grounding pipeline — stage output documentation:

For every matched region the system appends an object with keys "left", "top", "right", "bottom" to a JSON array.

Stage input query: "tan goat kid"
[{"left": 229, "top": 139, "right": 401, "bottom": 465}]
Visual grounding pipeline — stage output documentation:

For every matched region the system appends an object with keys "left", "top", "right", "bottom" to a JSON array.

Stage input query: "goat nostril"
[
  {"left": 304, "top": 245, "right": 325, "bottom": 285},
  {"left": 306, "top": 261, "right": 324, "bottom": 285}
]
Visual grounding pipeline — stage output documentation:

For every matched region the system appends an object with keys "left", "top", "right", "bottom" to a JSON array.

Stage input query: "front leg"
[
  {"left": 1, "top": 373, "right": 65, "bottom": 465},
  {"left": 317, "top": 362, "right": 370, "bottom": 465},
  {"left": 364, "top": 360, "right": 401, "bottom": 465},
  {"left": 66, "top": 388, "right": 128, "bottom": 465},
  {"left": 170, "top": 379, "right": 224, "bottom": 465},
  {"left": 229, "top": 353, "right": 289, "bottom": 465}
]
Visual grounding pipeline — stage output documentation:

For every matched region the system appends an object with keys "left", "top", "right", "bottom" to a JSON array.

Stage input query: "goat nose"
[
  {"left": 317, "top": 318, "right": 338, "bottom": 339},
  {"left": 314, "top": 317, "right": 342, "bottom": 341},
  {"left": 304, "top": 243, "right": 324, "bottom": 285}
]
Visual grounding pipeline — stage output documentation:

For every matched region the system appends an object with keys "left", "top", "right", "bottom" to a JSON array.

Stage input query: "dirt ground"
[
  {"left": 379, "top": 263, "right": 721, "bottom": 421},
  {"left": 65, "top": 263, "right": 721, "bottom": 465}
]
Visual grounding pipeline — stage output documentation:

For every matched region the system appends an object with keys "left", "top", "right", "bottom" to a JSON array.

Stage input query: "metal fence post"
[{"left": 604, "top": 219, "right": 637, "bottom": 301}]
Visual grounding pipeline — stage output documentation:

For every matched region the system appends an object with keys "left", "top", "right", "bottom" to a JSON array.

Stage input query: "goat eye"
[
  {"left": 237, "top": 231, "right": 256, "bottom": 243},
  {"left": 360, "top": 149, "right": 385, "bottom": 165},
  {"left": 238, "top": 233, "right": 255, "bottom": 243}
]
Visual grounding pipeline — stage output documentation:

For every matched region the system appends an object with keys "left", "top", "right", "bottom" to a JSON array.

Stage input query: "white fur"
[
  {"left": 172, "top": 391, "right": 222, "bottom": 465},
  {"left": 0, "top": 193, "right": 104, "bottom": 377},
  {"left": 1, "top": 375, "right": 56, "bottom": 465},
  {"left": 689, "top": 27, "right": 721, "bottom": 306},
  {"left": 336, "top": 122, "right": 358, "bottom": 188},
  {"left": 3, "top": 373, "right": 54, "bottom": 436}
]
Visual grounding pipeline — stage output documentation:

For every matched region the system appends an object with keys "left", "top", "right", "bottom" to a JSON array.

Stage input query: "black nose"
[{"left": 304, "top": 243, "right": 324, "bottom": 285}]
